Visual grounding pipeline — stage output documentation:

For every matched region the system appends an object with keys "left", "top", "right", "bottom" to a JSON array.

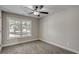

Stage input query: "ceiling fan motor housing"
[{"left": 34, "top": 5, "right": 43, "bottom": 10}]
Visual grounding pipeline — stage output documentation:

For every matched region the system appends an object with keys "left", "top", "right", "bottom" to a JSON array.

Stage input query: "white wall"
[
  {"left": 2, "top": 12, "right": 39, "bottom": 47},
  {"left": 0, "top": 10, "right": 2, "bottom": 53},
  {"left": 40, "top": 7, "right": 79, "bottom": 53}
]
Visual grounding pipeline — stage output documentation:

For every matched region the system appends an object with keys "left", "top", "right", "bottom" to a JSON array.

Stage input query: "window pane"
[
  {"left": 8, "top": 17, "right": 32, "bottom": 39},
  {"left": 22, "top": 21, "right": 32, "bottom": 37},
  {"left": 9, "top": 19, "right": 20, "bottom": 38},
  {"left": 9, "top": 34, "right": 16, "bottom": 38}
]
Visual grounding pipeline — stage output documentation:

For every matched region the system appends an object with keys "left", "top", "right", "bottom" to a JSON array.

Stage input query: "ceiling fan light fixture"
[{"left": 33, "top": 11, "right": 39, "bottom": 15}]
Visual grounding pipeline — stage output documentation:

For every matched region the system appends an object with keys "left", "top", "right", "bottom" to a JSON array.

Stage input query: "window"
[{"left": 8, "top": 17, "right": 32, "bottom": 39}]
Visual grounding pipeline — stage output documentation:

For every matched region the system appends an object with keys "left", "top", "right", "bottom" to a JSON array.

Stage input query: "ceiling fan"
[{"left": 23, "top": 5, "right": 48, "bottom": 17}]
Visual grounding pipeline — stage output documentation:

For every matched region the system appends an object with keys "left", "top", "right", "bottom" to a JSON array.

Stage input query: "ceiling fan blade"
[
  {"left": 24, "top": 7, "right": 34, "bottom": 11},
  {"left": 40, "top": 12, "right": 48, "bottom": 14},
  {"left": 28, "top": 12, "right": 33, "bottom": 14}
]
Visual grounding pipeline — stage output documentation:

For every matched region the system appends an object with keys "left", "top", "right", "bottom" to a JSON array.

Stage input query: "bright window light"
[{"left": 8, "top": 17, "right": 32, "bottom": 39}]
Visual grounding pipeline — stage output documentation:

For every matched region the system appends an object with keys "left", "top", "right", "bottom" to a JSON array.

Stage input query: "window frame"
[{"left": 7, "top": 16, "right": 32, "bottom": 40}]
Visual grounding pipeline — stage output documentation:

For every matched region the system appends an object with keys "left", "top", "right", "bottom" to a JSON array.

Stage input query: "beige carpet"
[{"left": 2, "top": 40, "right": 75, "bottom": 54}]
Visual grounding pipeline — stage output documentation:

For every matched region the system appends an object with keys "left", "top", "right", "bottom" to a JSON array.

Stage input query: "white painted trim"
[
  {"left": 0, "top": 47, "right": 2, "bottom": 53},
  {"left": 41, "top": 39, "right": 79, "bottom": 54},
  {"left": 2, "top": 39, "right": 38, "bottom": 47}
]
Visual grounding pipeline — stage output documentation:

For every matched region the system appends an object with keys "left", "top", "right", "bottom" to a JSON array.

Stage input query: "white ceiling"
[{"left": 0, "top": 5, "right": 79, "bottom": 18}]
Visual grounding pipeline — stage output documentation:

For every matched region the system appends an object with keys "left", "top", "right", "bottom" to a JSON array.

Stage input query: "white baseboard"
[
  {"left": 41, "top": 39, "right": 79, "bottom": 54},
  {"left": 2, "top": 39, "right": 38, "bottom": 47}
]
